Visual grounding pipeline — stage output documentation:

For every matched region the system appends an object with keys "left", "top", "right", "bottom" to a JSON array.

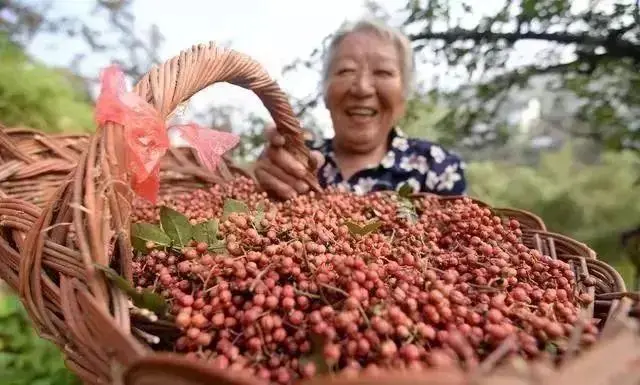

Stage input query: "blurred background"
[{"left": 0, "top": 0, "right": 639, "bottom": 384}]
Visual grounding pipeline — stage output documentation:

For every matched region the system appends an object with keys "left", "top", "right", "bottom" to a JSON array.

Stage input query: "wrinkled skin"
[{"left": 254, "top": 30, "right": 406, "bottom": 199}]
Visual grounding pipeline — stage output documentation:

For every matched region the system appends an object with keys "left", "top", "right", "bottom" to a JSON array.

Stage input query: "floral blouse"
[{"left": 306, "top": 127, "right": 467, "bottom": 196}]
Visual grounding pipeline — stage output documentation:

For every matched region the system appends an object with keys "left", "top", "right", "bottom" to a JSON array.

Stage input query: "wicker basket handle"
[{"left": 132, "top": 42, "right": 318, "bottom": 184}]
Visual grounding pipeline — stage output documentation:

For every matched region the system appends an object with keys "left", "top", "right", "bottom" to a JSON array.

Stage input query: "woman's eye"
[
  {"left": 375, "top": 69, "right": 394, "bottom": 77},
  {"left": 336, "top": 68, "right": 355, "bottom": 75}
]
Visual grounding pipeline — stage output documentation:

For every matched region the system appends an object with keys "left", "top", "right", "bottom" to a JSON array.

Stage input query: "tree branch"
[
  {"left": 622, "top": 225, "right": 640, "bottom": 247},
  {"left": 409, "top": 28, "right": 640, "bottom": 61}
]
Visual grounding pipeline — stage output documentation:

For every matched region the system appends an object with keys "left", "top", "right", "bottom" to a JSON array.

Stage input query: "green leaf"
[
  {"left": 93, "top": 264, "right": 168, "bottom": 316},
  {"left": 138, "top": 289, "right": 168, "bottom": 316},
  {"left": 345, "top": 220, "right": 383, "bottom": 237},
  {"left": 397, "top": 182, "right": 414, "bottom": 198},
  {"left": 0, "top": 295, "right": 21, "bottom": 318},
  {"left": 545, "top": 341, "right": 559, "bottom": 356},
  {"left": 159, "top": 206, "right": 192, "bottom": 247},
  {"left": 344, "top": 222, "right": 364, "bottom": 236},
  {"left": 130, "top": 223, "right": 171, "bottom": 252},
  {"left": 222, "top": 198, "right": 250, "bottom": 220},
  {"left": 397, "top": 200, "right": 419, "bottom": 224},
  {"left": 93, "top": 264, "right": 138, "bottom": 298},
  {"left": 362, "top": 220, "right": 383, "bottom": 234},
  {"left": 371, "top": 304, "right": 384, "bottom": 316},
  {"left": 253, "top": 202, "right": 266, "bottom": 231},
  {"left": 192, "top": 219, "right": 220, "bottom": 245}
]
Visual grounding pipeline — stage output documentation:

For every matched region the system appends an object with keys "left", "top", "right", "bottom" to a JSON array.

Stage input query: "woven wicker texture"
[
  {"left": 0, "top": 125, "right": 88, "bottom": 206},
  {"left": 0, "top": 124, "right": 252, "bottom": 207},
  {"left": 6, "top": 42, "right": 318, "bottom": 385},
  {"left": 0, "top": 42, "right": 635, "bottom": 385}
]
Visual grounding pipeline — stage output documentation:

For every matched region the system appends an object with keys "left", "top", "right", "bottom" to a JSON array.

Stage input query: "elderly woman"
[{"left": 254, "top": 18, "right": 466, "bottom": 200}]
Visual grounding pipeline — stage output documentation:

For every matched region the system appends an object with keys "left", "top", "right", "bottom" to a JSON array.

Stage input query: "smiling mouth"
[{"left": 345, "top": 107, "right": 378, "bottom": 118}]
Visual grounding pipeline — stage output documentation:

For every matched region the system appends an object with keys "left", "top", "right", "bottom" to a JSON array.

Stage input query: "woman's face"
[{"left": 325, "top": 30, "right": 406, "bottom": 154}]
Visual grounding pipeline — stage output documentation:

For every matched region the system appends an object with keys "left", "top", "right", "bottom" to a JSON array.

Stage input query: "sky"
[
  {"left": 22, "top": 0, "right": 393, "bottom": 131},
  {"left": 22, "top": 0, "right": 502, "bottom": 134},
  {"left": 22, "top": 0, "right": 591, "bottom": 136}
]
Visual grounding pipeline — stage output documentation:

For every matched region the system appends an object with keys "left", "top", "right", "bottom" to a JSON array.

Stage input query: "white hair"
[{"left": 320, "top": 17, "right": 416, "bottom": 99}]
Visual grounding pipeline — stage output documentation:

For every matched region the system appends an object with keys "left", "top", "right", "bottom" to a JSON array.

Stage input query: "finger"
[
  {"left": 257, "top": 127, "right": 281, "bottom": 161},
  {"left": 265, "top": 124, "right": 285, "bottom": 147},
  {"left": 260, "top": 160, "right": 310, "bottom": 194},
  {"left": 265, "top": 146, "right": 308, "bottom": 179},
  {"left": 255, "top": 167, "right": 297, "bottom": 200},
  {"left": 254, "top": 156, "right": 309, "bottom": 194},
  {"left": 310, "top": 150, "right": 325, "bottom": 171}
]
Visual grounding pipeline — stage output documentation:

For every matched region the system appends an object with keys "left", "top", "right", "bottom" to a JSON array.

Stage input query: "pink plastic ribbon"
[{"left": 95, "top": 64, "right": 239, "bottom": 203}]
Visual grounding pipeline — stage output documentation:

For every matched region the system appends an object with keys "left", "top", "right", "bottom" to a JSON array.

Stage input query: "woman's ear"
[{"left": 321, "top": 88, "right": 329, "bottom": 108}]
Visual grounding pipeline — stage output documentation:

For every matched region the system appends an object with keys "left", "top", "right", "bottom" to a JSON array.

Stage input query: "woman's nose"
[{"left": 350, "top": 71, "right": 375, "bottom": 97}]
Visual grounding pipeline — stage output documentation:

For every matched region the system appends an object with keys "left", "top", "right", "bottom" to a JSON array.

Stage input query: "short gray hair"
[{"left": 320, "top": 17, "right": 416, "bottom": 98}]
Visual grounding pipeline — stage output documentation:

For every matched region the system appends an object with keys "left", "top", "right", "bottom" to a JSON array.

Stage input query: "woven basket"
[
  {"left": 0, "top": 124, "right": 250, "bottom": 207},
  {"left": 0, "top": 43, "right": 635, "bottom": 385},
  {"left": 0, "top": 42, "right": 318, "bottom": 385},
  {"left": 0, "top": 125, "right": 88, "bottom": 205}
]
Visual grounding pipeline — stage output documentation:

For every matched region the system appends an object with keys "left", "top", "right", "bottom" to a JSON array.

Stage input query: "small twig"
[
  {"left": 468, "top": 283, "right": 501, "bottom": 293},
  {"left": 41, "top": 222, "right": 73, "bottom": 233},
  {"left": 132, "top": 327, "right": 160, "bottom": 345},
  {"left": 294, "top": 288, "right": 321, "bottom": 299},
  {"left": 68, "top": 202, "right": 92, "bottom": 214},
  {"left": 301, "top": 244, "right": 316, "bottom": 274},
  {"left": 472, "top": 335, "right": 518, "bottom": 378},
  {"left": 201, "top": 281, "right": 221, "bottom": 295},
  {"left": 232, "top": 332, "right": 244, "bottom": 345},
  {"left": 152, "top": 274, "right": 160, "bottom": 291},
  {"left": 318, "top": 282, "right": 370, "bottom": 327},
  {"left": 255, "top": 323, "right": 272, "bottom": 358},
  {"left": 130, "top": 306, "right": 159, "bottom": 322},
  {"left": 562, "top": 310, "right": 589, "bottom": 363},
  {"left": 249, "top": 264, "right": 273, "bottom": 292}
]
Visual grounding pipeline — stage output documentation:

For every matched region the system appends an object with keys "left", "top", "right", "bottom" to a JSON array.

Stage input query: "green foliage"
[
  {"left": 284, "top": 0, "right": 640, "bottom": 154},
  {"left": 222, "top": 198, "right": 250, "bottom": 219},
  {"left": 466, "top": 144, "right": 640, "bottom": 285},
  {"left": 344, "top": 220, "right": 383, "bottom": 237},
  {"left": 192, "top": 219, "right": 221, "bottom": 245},
  {"left": 396, "top": 183, "right": 419, "bottom": 224},
  {"left": 0, "top": 34, "right": 94, "bottom": 133},
  {"left": 398, "top": 97, "right": 450, "bottom": 144},
  {"left": 159, "top": 206, "right": 193, "bottom": 248},
  {"left": 402, "top": 0, "right": 640, "bottom": 151},
  {"left": 0, "top": 292, "right": 80, "bottom": 385},
  {"left": 0, "top": 29, "right": 94, "bottom": 385},
  {"left": 131, "top": 223, "right": 173, "bottom": 252},
  {"left": 94, "top": 264, "right": 168, "bottom": 316}
]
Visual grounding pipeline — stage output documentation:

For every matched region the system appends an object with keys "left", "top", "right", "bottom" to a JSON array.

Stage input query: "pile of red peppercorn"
[{"left": 127, "top": 177, "right": 596, "bottom": 385}]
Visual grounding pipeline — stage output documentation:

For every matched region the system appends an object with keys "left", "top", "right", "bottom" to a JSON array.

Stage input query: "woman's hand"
[{"left": 253, "top": 124, "right": 324, "bottom": 200}]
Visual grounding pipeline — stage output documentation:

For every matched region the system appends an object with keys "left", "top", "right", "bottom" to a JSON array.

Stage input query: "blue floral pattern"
[{"left": 306, "top": 127, "right": 467, "bottom": 196}]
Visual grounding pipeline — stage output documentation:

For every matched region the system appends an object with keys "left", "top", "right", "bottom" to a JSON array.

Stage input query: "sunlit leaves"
[{"left": 0, "top": 34, "right": 93, "bottom": 133}]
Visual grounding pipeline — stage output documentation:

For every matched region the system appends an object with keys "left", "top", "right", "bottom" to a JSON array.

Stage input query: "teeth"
[{"left": 347, "top": 107, "right": 376, "bottom": 116}]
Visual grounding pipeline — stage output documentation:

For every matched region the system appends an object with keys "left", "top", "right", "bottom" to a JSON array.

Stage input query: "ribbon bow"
[{"left": 94, "top": 64, "right": 240, "bottom": 203}]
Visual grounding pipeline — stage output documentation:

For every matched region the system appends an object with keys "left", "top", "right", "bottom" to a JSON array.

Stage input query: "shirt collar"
[{"left": 392, "top": 126, "right": 407, "bottom": 138}]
